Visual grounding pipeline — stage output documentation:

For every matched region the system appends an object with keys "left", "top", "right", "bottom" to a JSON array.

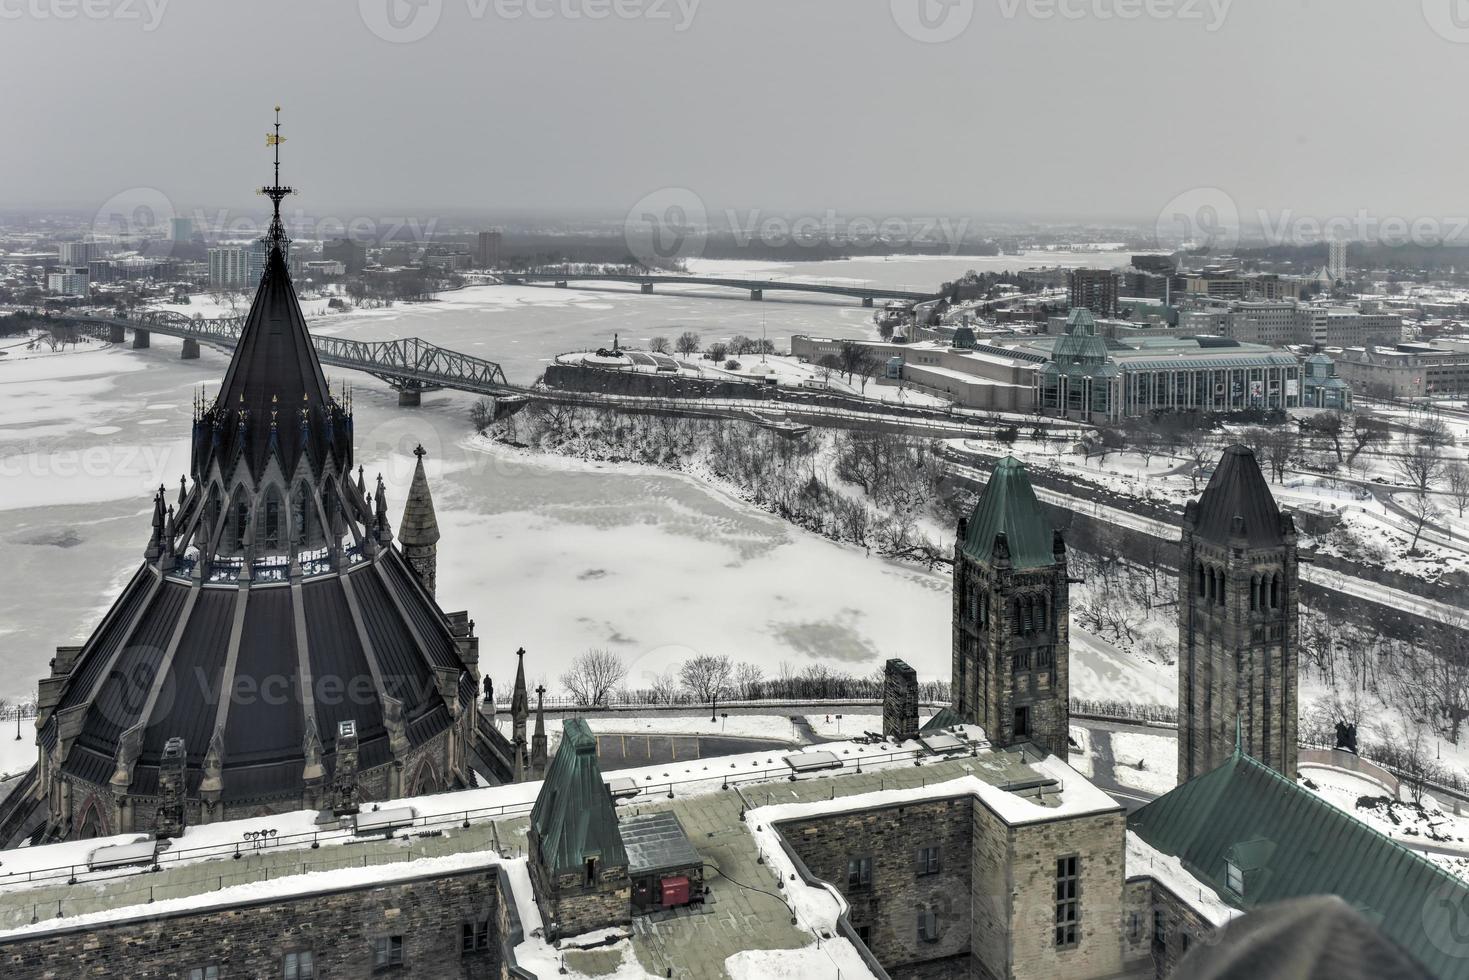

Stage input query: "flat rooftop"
[{"left": 0, "top": 730, "right": 1113, "bottom": 979}]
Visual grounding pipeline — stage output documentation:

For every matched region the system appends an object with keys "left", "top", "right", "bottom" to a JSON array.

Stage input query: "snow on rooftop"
[{"left": 1126, "top": 830, "right": 1240, "bottom": 928}]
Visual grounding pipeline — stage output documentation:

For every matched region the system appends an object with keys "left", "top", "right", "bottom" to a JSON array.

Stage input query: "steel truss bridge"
[
  {"left": 61, "top": 311, "right": 523, "bottom": 399},
  {"left": 500, "top": 271, "right": 941, "bottom": 305}
]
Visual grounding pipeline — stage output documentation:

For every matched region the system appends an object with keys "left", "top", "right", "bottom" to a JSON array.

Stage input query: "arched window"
[
  {"left": 1215, "top": 569, "right": 1226, "bottom": 606},
  {"left": 1270, "top": 574, "right": 1280, "bottom": 609},
  {"left": 293, "top": 482, "right": 313, "bottom": 546},
  {"left": 1021, "top": 598, "right": 1034, "bottom": 633},
  {"left": 234, "top": 498, "right": 249, "bottom": 550},
  {"left": 1249, "top": 575, "right": 1260, "bottom": 612},
  {"left": 1036, "top": 596, "right": 1047, "bottom": 632},
  {"left": 1197, "top": 563, "right": 1207, "bottom": 597},
  {"left": 261, "top": 486, "right": 284, "bottom": 551}
]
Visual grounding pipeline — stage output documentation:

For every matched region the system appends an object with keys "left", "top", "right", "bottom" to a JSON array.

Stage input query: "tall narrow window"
[
  {"left": 1054, "top": 856, "right": 1080, "bottom": 948},
  {"left": 915, "top": 845, "right": 941, "bottom": 876},
  {"left": 847, "top": 856, "right": 873, "bottom": 890},
  {"left": 1014, "top": 706, "right": 1031, "bottom": 738},
  {"left": 372, "top": 935, "right": 404, "bottom": 971},
  {"left": 917, "top": 909, "right": 939, "bottom": 943},
  {"left": 264, "top": 496, "right": 281, "bottom": 549}
]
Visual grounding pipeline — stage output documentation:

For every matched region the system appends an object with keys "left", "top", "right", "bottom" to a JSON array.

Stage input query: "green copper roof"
[
  {"left": 530, "top": 719, "right": 628, "bottom": 874},
  {"left": 921, "top": 707, "right": 965, "bottom": 733},
  {"left": 961, "top": 457, "right": 1057, "bottom": 569},
  {"left": 1129, "top": 749, "right": 1469, "bottom": 979}
]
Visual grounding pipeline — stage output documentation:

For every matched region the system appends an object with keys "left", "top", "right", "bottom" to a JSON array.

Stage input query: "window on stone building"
[
  {"left": 917, "top": 909, "right": 939, "bottom": 943},
  {"left": 915, "top": 845, "right": 941, "bottom": 876},
  {"left": 1014, "top": 706, "right": 1030, "bottom": 738},
  {"left": 283, "top": 951, "right": 315, "bottom": 978},
  {"left": 847, "top": 856, "right": 873, "bottom": 890},
  {"left": 855, "top": 923, "right": 872, "bottom": 945},
  {"left": 189, "top": 968, "right": 220, "bottom": 980},
  {"left": 1153, "top": 909, "right": 1167, "bottom": 948},
  {"left": 1014, "top": 649, "right": 1032, "bottom": 672},
  {"left": 462, "top": 920, "right": 491, "bottom": 954},
  {"left": 1035, "top": 647, "right": 1053, "bottom": 669},
  {"left": 1128, "top": 912, "right": 1141, "bottom": 943},
  {"left": 371, "top": 935, "right": 404, "bottom": 971},
  {"left": 1054, "top": 855, "right": 1080, "bottom": 948}
]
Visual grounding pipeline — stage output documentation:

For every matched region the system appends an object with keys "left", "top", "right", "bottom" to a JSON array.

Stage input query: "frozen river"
[{"left": 0, "top": 252, "right": 1144, "bottom": 705}]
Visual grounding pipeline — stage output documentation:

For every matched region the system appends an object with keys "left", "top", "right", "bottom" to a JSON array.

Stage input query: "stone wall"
[
  {"left": 1007, "top": 812, "right": 1127, "bottom": 980},
  {"left": 0, "top": 865, "right": 514, "bottom": 979},
  {"left": 526, "top": 845, "right": 631, "bottom": 941},
  {"left": 1148, "top": 879, "right": 1217, "bottom": 978},
  {"left": 781, "top": 795, "right": 974, "bottom": 974}
]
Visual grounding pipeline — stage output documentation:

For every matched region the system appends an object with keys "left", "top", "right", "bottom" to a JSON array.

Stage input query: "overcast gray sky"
[{"left": 3, "top": 0, "right": 1465, "bottom": 226}]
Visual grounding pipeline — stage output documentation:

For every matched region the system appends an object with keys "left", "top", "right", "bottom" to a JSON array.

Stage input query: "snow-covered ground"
[{"left": 1109, "top": 731, "right": 1179, "bottom": 797}]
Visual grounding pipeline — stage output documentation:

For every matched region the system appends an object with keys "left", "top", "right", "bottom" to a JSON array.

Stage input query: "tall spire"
[
  {"left": 399, "top": 445, "right": 441, "bottom": 596},
  {"left": 260, "top": 105, "right": 294, "bottom": 248}
]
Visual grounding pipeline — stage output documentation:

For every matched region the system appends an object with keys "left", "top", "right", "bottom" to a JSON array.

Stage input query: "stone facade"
[
  {"left": 883, "top": 658, "right": 921, "bottom": 741},
  {"left": 779, "top": 793, "right": 1129, "bottom": 980},
  {"left": 783, "top": 796, "right": 973, "bottom": 974},
  {"left": 952, "top": 524, "right": 1071, "bottom": 761},
  {"left": 526, "top": 851, "right": 631, "bottom": 941},
  {"left": 1143, "top": 879, "right": 1217, "bottom": 978},
  {"left": 1177, "top": 501, "right": 1300, "bottom": 784},
  {"left": 0, "top": 865, "right": 518, "bottom": 979}
]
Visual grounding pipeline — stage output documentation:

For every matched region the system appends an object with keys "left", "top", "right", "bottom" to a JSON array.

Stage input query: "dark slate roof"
[
  {"left": 397, "top": 450, "right": 441, "bottom": 548},
  {"left": 58, "top": 550, "right": 464, "bottom": 807},
  {"left": 961, "top": 457, "right": 1056, "bottom": 569},
  {"left": 619, "top": 811, "right": 700, "bottom": 876},
  {"left": 1128, "top": 748, "right": 1469, "bottom": 980},
  {"left": 193, "top": 243, "right": 350, "bottom": 482},
  {"left": 1188, "top": 445, "right": 1287, "bottom": 547},
  {"left": 1175, "top": 895, "right": 1433, "bottom": 980},
  {"left": 531, "top": 719, "right": 628, "bottom": 874}
]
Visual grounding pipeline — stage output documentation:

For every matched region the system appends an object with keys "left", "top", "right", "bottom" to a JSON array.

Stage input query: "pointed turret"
[
  {"left": 373, "top": 474, "right": 393, "bottom": 544},
  {"left": 399, "top": 445, "right": 441, "bottom": 596},
  {"left": 531, "top": 684, "right": 548, "bottom": 779},
  {"left": 1187, "top": 444, "right": 1290, "bottom": 546},
  {"left": 512, "top": 648, "right": 529, "bottom": 780}
]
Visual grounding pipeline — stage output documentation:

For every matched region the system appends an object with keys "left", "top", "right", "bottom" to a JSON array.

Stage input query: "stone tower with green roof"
[
  {"left": 527, "top": 718, "right": 630, "bottom": 940},
  {"left": 1178, "top": 445, "right": 1299, "bottom": 784},
  {"left": 952, "top": 457, "right": 1070, "bottom": 760}
]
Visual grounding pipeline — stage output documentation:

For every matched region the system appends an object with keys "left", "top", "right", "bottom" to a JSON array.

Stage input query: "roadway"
[{"left": 500, "top": 271, "right": 941, "bottom": 304}]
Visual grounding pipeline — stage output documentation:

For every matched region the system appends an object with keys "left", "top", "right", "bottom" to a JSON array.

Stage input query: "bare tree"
[
  {"left": 1304, "top": 411, "right": 1346, "bottom": 464},
  {"left": 1348, "top": 413, "right": 1385, "bottom": 464},
  {"left": 1259, "top": 427, "right": 1297, "bottom": 483},
  {"left": 649, "top": 336, "right": 670, "bottom": 354},
  {"left": 1181, "top": 430, "right": 1215, "bottom": 492},
  {"left": 1448, "top": 463, "right": 1469, "bottom": 518},
  {"left": 675, "top": 331, "right": 701, "bottom": 356},
  {"left": 560, "top": 648, "right": 628, "bottom": 707},
  {"left": 733, "top": 661, "right": 764, "bottom": 701},
  {"left": 469, "top": 398, "right": 495, "bottom": 435},
  {"left": 648, "top": 669, "right": 680, "bottom": 705},
  {"left": 680, "top": 653, "right": 733, "bottom": 706}
]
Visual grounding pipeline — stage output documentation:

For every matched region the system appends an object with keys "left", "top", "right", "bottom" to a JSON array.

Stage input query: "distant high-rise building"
[
  {"left": 58, "top": 241, "right": 97, "bottom": 266},
  {"left": 46, "top": 268, "right": 89, "bottom": 297},
  {"left": 87, "top": 259, "right": 116, "bottom": 284},
  {"left": 323, "top": 238, "right": 368, "bottom": 274},
  {"left": 1067, "top": 268, "right": 1118, "bottom": 316},
  {"left": 476, "top": 230, "right": 502, "bottom": 269},
  {"left": 1327, "top": 239, "right": 1348, "bottom": 283},
  {"left": 208, "top": 246, "right": 250, "bottom": 288},
  {"left": 247, "top": 239, "right": 270, "bottom": 284},
  {"left": 170, "top": 217, "right": 195, "bottom": 243}
]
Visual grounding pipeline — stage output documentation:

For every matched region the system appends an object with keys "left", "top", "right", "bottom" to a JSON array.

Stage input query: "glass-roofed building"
[{"left": 1033, "top": 309, "right": 1303, "bottom": 422}]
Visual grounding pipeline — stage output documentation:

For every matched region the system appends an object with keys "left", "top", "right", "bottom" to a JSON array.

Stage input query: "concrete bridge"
[
  {"left": 500, "top": 271, "right": 941, "bottom": 306},
  {"left": 60, "top": 311, "right": 526, "bottom": 407}
]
